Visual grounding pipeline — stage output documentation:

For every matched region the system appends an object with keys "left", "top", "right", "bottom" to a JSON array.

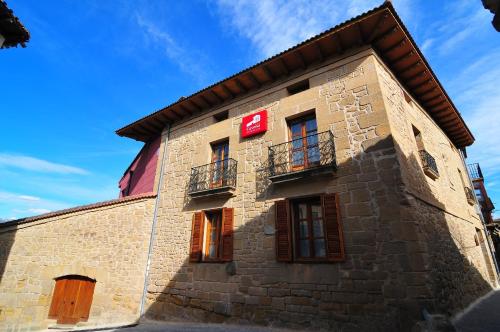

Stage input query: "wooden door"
[
  {"left": 48, "top": 275, "right": 96, "bottom": 324},
  {"left": 289, "top": 116, "right": 319, "bottom": 171},
  {"left": 210, "top": 141, "right": 229, "bottom": 188}
]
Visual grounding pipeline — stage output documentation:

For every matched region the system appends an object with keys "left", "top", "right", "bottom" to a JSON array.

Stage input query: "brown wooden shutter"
[
  {"left": 322, "top": 193, "right": 345, "bottom": 261},
  {"left": 221, "top": 207, "right": 234, "bottom": 262},
  {"left": 275, "top": 199, "right": 292, "bottom": 262},
  {"left": 190, "top": 211, "right": 205, "bottom": 262}
]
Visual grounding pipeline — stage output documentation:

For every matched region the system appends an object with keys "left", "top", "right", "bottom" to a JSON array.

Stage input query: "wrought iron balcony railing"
[
  {"left": 188, "top": 158, "right": 237, "bottom": 196},
  {"left": 419, "top": 150, "right": 439, "bottom": 179},
  {"left": 268, "top": 131, "right": 336, "bottom": 181},
  {"left": 465, "top": 186, "right": 476, "bottom": 205},
  {"left": 467, "top": 163, "right": 483, "bottom": 180}
]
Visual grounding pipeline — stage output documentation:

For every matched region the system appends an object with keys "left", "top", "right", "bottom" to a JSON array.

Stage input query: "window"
[
  {"left": 210, "top": 140, "right": 229, "bottom": 188},
  {"left": 412, "top": 125, "right": 424, "bottom": 151},
  {"left": 293, "top": 197, "right": 327, "bottom": 259},
  {"left": 287, "top": 79, "right": 310, "bottom": 95},
  {"left": 190, "top": 208, "right": 234, "bottom": 262},
  {"left": 204, "top": 210, "right": 222, "bottom": 261},
  {"left": 213, "top": 110, "right": 229, "bottom": 122},
  {"left": 288, "top": 114, "right": 320, "bottom": 171},
  {"left": 275, "top": 194, "right": 344, "bottom": 263}
]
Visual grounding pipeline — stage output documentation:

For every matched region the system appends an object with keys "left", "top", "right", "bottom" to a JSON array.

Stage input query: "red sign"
[{"left": 241, "top": 110, "right": 268, "bottom": 138}]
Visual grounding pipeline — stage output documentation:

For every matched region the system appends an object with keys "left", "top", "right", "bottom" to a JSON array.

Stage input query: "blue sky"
[{"left": 1, "top": 0, "right": 499, "bottom": 220}]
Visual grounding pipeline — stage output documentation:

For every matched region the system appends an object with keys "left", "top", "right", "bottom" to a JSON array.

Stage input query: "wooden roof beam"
[
  {"left": 355, "top": 23, "right": 365, "bottom": 45},
  {"left": 314, "top": 43, "right": 324, "bottom": 62},
  {"left": 247, "top": 71, "right": 261, "bottom": 89},
  {"left": 278, "top": 58, "right": 290, "bottom": 75},
  {"left": 398, "top": 60, "right": 422, "bottom": 76},
  {"left": 372, "top": 26, "right": 399, "bottom": 45},
  {"left": 367, "top": 12, "right": 390, "bottom": 42},
  {"left": 199, "top": 94, "right": 213, "bottom": 108},
  {"left": 391, "top": 50, "right": 415, "bottom": 67},
  {"left": 262, "top": 65, "right": 275, "bottom": 80},
  {"left": 411, "top": 78, "right": 433, "bottom": 91},
  {"left": 417, "top": 86, "right": 439, "bottom": 98},
  {"left": 404, "top": 69, "right": 427, "bottom": 84},
  {"left": 220, "top": 83, "right": 234, "bottom": 99},
  {"left": 335, "top": 34, "right": 345, "bottom": 54},
  {"left": 209, "top": 89, "right": 224, "bottom": 104},
  {"left": 179, "top": 104, "right": 193, "bottom": 116},
  {"left": 295, "top": 50, "right": 307, "bottom": 69},
  {"left": 188, "top": 100, "right": 202, "bottom": 112},
  {"left": 234, "top": 78, "right": 247, "bottom": 94},
  {"left": 380, "top": 38, "right": 406, "bottom": 54},
  {"left": 424, "top": 96, "right": 445, "bottom": 108}
]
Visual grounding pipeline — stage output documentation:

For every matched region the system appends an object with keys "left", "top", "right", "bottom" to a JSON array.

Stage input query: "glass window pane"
[
  {"left": 311, "top": 204, "right": 322, "bottom": 219},
  {"left": 297, "top": 204, "right": 307, "bottom": 219},
  {"left": 314, "top": 239, "right": 326, "bottom": 257},
  {"left": 291, "top": 123, "right": 302, "bottom": 138},
  {"left": 307, "top": 146, "right": 321, "bottom": 165},
  {"left": 306, "top": 118, "right": 317, "bottom": 133},
  {"left": 292, "top": 151, "right": 304, "bottom": 167},
  {"left": 313, "top": 218, "right": 324, "bottom": 237},
  {"left": 299, "top": 220, "right": 309, "bottom": 237},
  {"left": 300, "top": 239, "right": 310, "bottom": 257}
]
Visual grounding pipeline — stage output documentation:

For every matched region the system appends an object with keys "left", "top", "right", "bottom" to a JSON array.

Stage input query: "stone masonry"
[
  {"left": 141, "top": 48, "right": 497, "bottom": 330},
  {"left": 0, "top": 195, "right": 155, "bottom": 331}
]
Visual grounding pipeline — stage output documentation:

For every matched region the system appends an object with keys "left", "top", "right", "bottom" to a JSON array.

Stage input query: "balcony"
[
  {"left": 268, "top": 131, "right": 336, "bottom": 183},
  {"left": 464, "top": 187, "right": 476, "bottom": 205},
  {"left": 188, "top": 158, "right": 237, "bottom": 198},
  {"left": 419, "top": 150, "right": 439, "bottom": 179},
  {"left": 468, "top": 163, "right": 484, "bottom": 181}
]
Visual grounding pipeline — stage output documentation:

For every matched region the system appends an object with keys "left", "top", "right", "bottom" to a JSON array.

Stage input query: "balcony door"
[
  {"left": 211, "top": 140, "right": 229, "bottom": 188},
  {"left": 288, "top": 115, "right": 320, "bottom": 171}
]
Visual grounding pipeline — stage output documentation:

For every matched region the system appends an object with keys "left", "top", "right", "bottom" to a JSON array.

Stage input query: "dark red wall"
[{"left": 119, "top": 136, "right": 161, "bottom": 197}]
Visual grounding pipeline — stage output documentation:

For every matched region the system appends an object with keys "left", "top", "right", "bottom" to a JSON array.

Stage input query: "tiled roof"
[
  {"left": 115, "top": 1, "right": 474, "bottom": 148},
  {"left": 0, "top": 192, "right": 156, "bottom": 228},
  {"left": 0, "top": 0, "right": 30, "bottom": 48}
]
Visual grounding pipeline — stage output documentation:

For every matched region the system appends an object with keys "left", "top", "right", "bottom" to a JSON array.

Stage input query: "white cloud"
[
  {"left": 214, "top": 0, "right": 382, "bottom": 58},
  {"left": 134, "top": 13, "right": 211, "bottom": 84},
  {"left": 0, "top": 153, "right": 89, "bottom": 175},
  {"left": 27, "top": 208, "right": 52, "bottom": 214},
  {"left": 17, "top": 195, "right": 41, "bottom": 201}
]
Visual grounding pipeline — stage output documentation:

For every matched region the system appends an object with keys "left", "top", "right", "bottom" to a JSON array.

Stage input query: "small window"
[
  {"left": 412, "top": 125, "right": 424, "bottom": 151},
  {"left": 190, "top": 208, "right": 234, "bottom": 263},
  {"left": 292, "top": 197, "right": 327, "bottom": 259},
  {"left": 287, "top": 79, "right": 310, "bottom": 95},
  {"left": 275, "top": 194, "right": 345, "bottom": 263},
  {"left": 213, "top": 110, "right": 229, "bottom": 122},
  {"left": 475, "top": 228, "right": 483, "bottom": 246}
]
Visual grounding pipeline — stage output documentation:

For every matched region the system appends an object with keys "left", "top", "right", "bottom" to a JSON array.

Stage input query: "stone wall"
[
  {"left": 374, "top": 56, "right": 497, "bottom": 314},
  {"left": 144, "top": 49, "right": 431, "bottom": 330},
  {"left": 0, "top": 195, "right": 155, "bottom": 331}
]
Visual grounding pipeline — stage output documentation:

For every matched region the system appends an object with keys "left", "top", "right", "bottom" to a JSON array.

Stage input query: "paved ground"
[
  {"left": 95, "top": 321, "right": 296, "bottom": 332},
  {"left": 453, "top": 290, "right": 500, "bottom": 332}
]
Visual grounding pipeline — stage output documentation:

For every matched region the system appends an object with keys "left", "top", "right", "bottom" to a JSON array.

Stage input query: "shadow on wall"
[
  {"left": 0, "top": 225, "right": 16, "bottom": 283},
  {"left": 138, "top": 136, "right": 493, "bottom": 330}
]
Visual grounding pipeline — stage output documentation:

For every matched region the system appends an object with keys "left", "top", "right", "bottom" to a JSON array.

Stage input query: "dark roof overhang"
[
  {"left": 116, "top": 1, "right": 474, "bottom": 148},
  {"left": 0, "top": 1, "right": 30, "bottom": 48}
]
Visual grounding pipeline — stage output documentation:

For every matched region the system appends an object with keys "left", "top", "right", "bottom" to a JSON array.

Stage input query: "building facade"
[{"left": 0, "top": 2, "right": 497, "bottom": 331}]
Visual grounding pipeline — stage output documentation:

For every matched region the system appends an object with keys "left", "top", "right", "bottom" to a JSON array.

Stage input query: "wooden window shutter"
[
  {"left": 190, "top": 211, "right": 205, "bottom": 262},
  {"left": 275, "top": 199, "right": 292, "bottom": 262},
  {"left": 322, "top": 193, "right": 345, "bottom": 261},
  {"left": 221, "top": 207, "right": 234, "bottom": 262}
]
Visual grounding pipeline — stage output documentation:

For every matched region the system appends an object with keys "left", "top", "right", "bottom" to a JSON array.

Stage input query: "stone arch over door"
[{"left": 48, "top": 275, "right": 96, "bottom": 325}]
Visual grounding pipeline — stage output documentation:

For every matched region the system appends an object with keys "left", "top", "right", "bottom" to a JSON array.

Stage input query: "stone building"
[{"left": 0, "top": 2, "right": 497, "bottom": 331}]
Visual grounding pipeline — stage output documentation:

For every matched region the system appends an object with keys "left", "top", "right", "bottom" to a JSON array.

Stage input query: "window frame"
[
  {"left": 291, "top": 196, "right": 328, "bottom": 262},
  {"left": 287, "top": 114, "right": 319, "bottom": 172},
  {"left": 203, "top": 209, "right": 223, "bottom": 262}
]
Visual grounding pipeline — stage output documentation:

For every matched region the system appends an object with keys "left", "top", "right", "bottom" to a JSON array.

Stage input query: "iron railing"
[
  {"left": 268, "top": 131, "right": 336, "bottom": 178},
  {"left": 188, "top": 158, "right": 237, "bottom": 194},
  {"left": 419, "top": 150, "right": 439, "bottom": 176},
  {"left": 468, "top": 163, "right": 483, "bottom": 180}
]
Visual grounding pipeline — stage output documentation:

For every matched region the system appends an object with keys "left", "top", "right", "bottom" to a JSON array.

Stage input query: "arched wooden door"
[{"left": 48, "top": 275, "right": 96, "bottom": 324}]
